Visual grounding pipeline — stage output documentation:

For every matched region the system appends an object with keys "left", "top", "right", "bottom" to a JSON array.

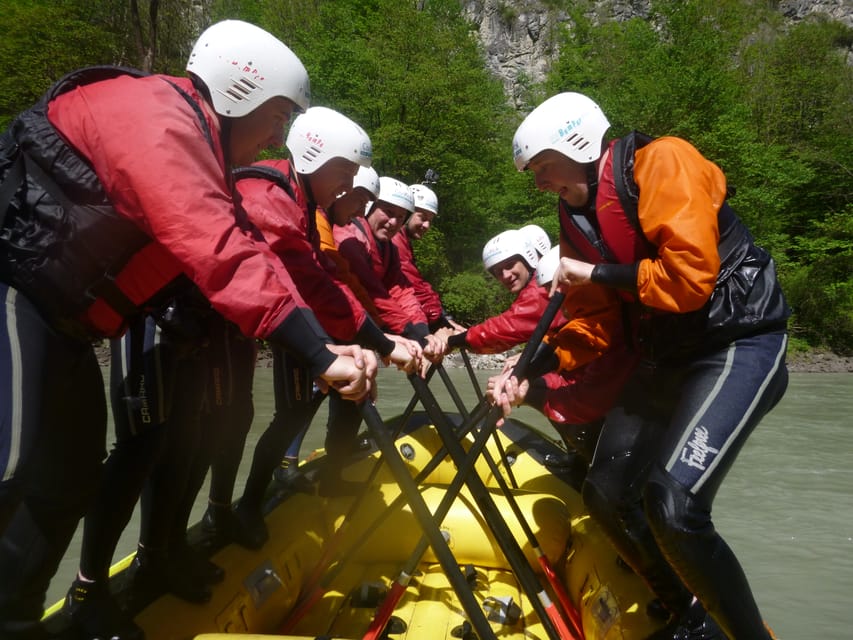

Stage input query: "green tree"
[
  {"left": 3, "top": 0, "right": 850, "bottom": 342},
  {"left": 545, "top": 0, "right": 853, "bottom": 350},
  {"left": 0, "top": 0, "right": 121, "bottom": 128},
  {"left": 0, "top": 0, "right": 202, "bottom": 129}
]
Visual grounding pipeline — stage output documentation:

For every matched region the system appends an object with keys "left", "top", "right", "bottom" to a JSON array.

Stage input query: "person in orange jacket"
[{"left": 492, "top": 91, "right": 789, "bottom": 640}]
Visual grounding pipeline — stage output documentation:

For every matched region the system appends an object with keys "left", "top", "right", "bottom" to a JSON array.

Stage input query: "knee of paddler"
[{"left": 643, "top": 465, "right": 713, "bottom": 545}]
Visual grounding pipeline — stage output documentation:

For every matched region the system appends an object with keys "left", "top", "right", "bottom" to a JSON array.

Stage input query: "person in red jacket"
[
  {"left": 439, "top": 231, "right": 634, "bottom": 467},
  {"left": 208, "top": 107, "right": 422, "bottom": 547},
  {"left": 447, "top": 229, "right": 564, "bottom": 351},
  {"left": 0, "top": 20, "right": 375, "bottom": 640},
  {"left": 272, "top": 164, "right": 386, "bottom": 486},
  {"left": 391, "top": 183, "right": 455, "bottom": 331},
  {"left": 334, "top": 177, "right": 447, "bottom": 358}
]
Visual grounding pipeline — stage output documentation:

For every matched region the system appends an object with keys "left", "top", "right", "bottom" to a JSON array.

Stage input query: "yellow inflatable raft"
[{"left": 44, "top": 413, "right": 665, "bottom": 640}]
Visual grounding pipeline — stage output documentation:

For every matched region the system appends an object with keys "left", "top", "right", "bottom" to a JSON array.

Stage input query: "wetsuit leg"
[
  {"left": 325, "top": 391, "right": 363, "bottom": 460},
  {"left": 239, "top": 348, "right": 319, "bottom": 509},
  {"left": 644, "top": 331, "right": 788, "bottom": 639},
  {"left": 582, "top": 375, "right": 694, "bottom": 617},
  {"left": 284, "top": 423, "right": 309, "bottom": 461},
  {"left": 78, "top": 316, "right": 173, "bottom": 582},
  {"left": 207, "top": 326, "right": 257, "bottom": 508},
  {"left": 138, "top": 346, "right": 206, "bottom": 552},
  {"left": 307, "top": 393, "right": 363, "bottom": 496},
  {"left": 0, "top": 285, "right": 49, "bottom": 533},
  {"left": 0, "top": 285, "right": 105, "bottom": 626}
]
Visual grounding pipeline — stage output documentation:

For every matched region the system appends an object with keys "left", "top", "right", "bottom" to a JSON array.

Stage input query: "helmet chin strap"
[{"left": 583, "top": 162, "right": 599, "bottom": 210}]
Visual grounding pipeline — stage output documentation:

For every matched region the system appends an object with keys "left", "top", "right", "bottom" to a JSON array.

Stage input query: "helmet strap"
[{"left": 583, "top": 162, "right": 599, "bottom": 210}]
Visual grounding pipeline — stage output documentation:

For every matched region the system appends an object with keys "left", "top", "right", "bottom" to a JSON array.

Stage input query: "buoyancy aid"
[
  {"left": 232, "top": 162, "right": 307, "bottom": 242},
  {"left": 560, "top": 132, "right": 790, "bottom": 361},
  {"left": 0, "top": 66, "right": 210, "bottom": 342}
]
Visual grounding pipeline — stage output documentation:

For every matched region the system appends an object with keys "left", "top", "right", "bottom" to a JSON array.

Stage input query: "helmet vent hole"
[
  {"left": 222, "top": 78, "right": 261, "bottom": 102},
  {"left": 300, "top": 145, "right": 323, "bottom": 163},
  {"left": 225, "top": 88, "right": 248, "bottom": 102}
]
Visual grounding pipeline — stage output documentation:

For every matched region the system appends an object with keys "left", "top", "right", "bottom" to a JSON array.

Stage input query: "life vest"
[
  {"left": 560, "top": 132, "right": 789, "bottom": 360},
  {"left": 232, "top": 161, "right": 319, "bottom": 249},
  {"left": 0, "top": 66, "right": 211, "bottom": 342}
]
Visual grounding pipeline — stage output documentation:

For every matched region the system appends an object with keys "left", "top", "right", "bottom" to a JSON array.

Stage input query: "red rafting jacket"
[
  {"left": 392, "top": 230, "right": 444, "bottom": 325},
  {"left": 465, "top": 274, "right": 567, "bottom": 354},
  {"left": 47, "top": 74, "right": 306, "bottom": 340},
  {"left": 236, "top": 159, "right": 371, "bottom": 343},
  {"left": 334, "top": 220, "right": 427, "bottom": 335}
]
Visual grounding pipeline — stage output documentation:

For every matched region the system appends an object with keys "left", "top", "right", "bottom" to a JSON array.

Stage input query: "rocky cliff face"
[{"left": 461, "top": 0, "right": 853, "bottom": 108}]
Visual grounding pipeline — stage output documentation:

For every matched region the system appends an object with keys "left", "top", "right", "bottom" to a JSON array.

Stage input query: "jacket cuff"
[
  {"left": 354, "top": 317, "right": 395, "bottom": 357},
  {"left": 267, "top": 308, "right": 335, "bottom": 378},
  {"left": 403, "top": 321, "right": 430, "bottom": 346},
  {"left": 447, "top": 330, "right": 469, "bottom": 350},
  {"left": 525, "top": 342, "right": 559, "bottom": 379},
  {"left": 523, "top": 376, "right": 549, "bottom": 412},
  {"left": 591, "top": 262, "right": 639, "bottom": 292}
]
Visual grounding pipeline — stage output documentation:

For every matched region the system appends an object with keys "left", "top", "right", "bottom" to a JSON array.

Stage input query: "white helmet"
[
  {"left": 370, "top": 177, "right": 415, "bottom": 214},
  {"left": 512, "top": 92, "right": 610, "bottom": 170},
  {"left": 186, "top": 20, "right": 310, "bottom": 118},
  {"left": 519, "top": 224, "right": 551, "bottom": 257},
  {"left": 409, "top": 184, "right": 438, "bottom": 215},
  {"left": 482, "top": 229, "right": 539, "bottom": 272},
  {"left": 536, "top": 245, "right": 562, "bottom": 287},
  {"left": 286, "top": 106, "right": 372, "bottom": 175},
  {"left": 352, "top": 166, "right": 380, "bottom": 198}
]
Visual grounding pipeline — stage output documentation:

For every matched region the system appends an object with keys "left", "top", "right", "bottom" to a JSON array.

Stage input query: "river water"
[{"left": 47, "top": 367, "right": 852, "bottom": 639}]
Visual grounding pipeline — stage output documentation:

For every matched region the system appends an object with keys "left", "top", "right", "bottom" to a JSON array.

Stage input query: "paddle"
[
  {"left": 437, "top": 358, "right": 520, "bottom": 491},
  {"left": 460, "top": 348, "right": 485, "bottom": 403},
  {"left": 432, "top": 351, "right": 584, "bottom": 640},
  {"left": 278, "top": 400, "right": 493, "bottom": 634},
  {"left": 359, "top": 398, "right": 499, "bottom": 640},
  {"left": 410, "top": 375, "right": 572, "bottom": 640},
  {"left": 476, "top": 436, "right": 585, "bottom": 639},
  {"left": 278, "top": 365, "right": 438, "bottom": 633},
  {"left": 368, "top": 293, "right": 572, "bottom": 640}
]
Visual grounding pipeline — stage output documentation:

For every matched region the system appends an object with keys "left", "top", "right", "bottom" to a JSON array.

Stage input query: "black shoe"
[
  {"left": 272, "top": 461, "right": 315, "bottom": 494},
  {"left": 273, "top": 457, "right": 298, "bottom": 485},
  {"left": 64, "top": 578, "right": 144, "bottom": 640},
  {"left": 231, "top": 502, "right": 269, "bottom": 550},
  {"left": 174, "top": 543, "right": 224, "bottom": 585},
  {"left": 645, "top": 601, "right": 728, "bottom": 640},
  {"left": 202, "top": 504, "right": 242, "bottom": 544},
  {"left": 132, "top": 552, "right": 211, "bottom": 604}
]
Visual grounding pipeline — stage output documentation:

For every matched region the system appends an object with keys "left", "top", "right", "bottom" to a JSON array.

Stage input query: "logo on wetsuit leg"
[
  {"left": 138, "top": 375, "right": 151, "bottom": 424},
  {"left": 680, "top": 425, "right": 719, "bottom": 471}
]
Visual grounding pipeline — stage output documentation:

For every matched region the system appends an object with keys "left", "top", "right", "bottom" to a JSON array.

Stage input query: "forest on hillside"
[{"left": 1, "top": 0, "right": 851, "bottom": 353}]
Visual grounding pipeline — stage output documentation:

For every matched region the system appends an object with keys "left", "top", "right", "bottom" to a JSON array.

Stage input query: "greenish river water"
[{"left": 48, "top": 368, "right": 852, "bottom": 639}]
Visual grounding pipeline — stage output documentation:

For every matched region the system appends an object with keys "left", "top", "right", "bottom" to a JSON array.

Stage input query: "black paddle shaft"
[
  {"left": 409, "top": 376, "right": 564, "bottom": 640},
  {"left": 360, "top": 401, "right": 499, "bottom": 640},
  {"left": 407, "top": 292, "right": 567, "bottom": 640}
]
